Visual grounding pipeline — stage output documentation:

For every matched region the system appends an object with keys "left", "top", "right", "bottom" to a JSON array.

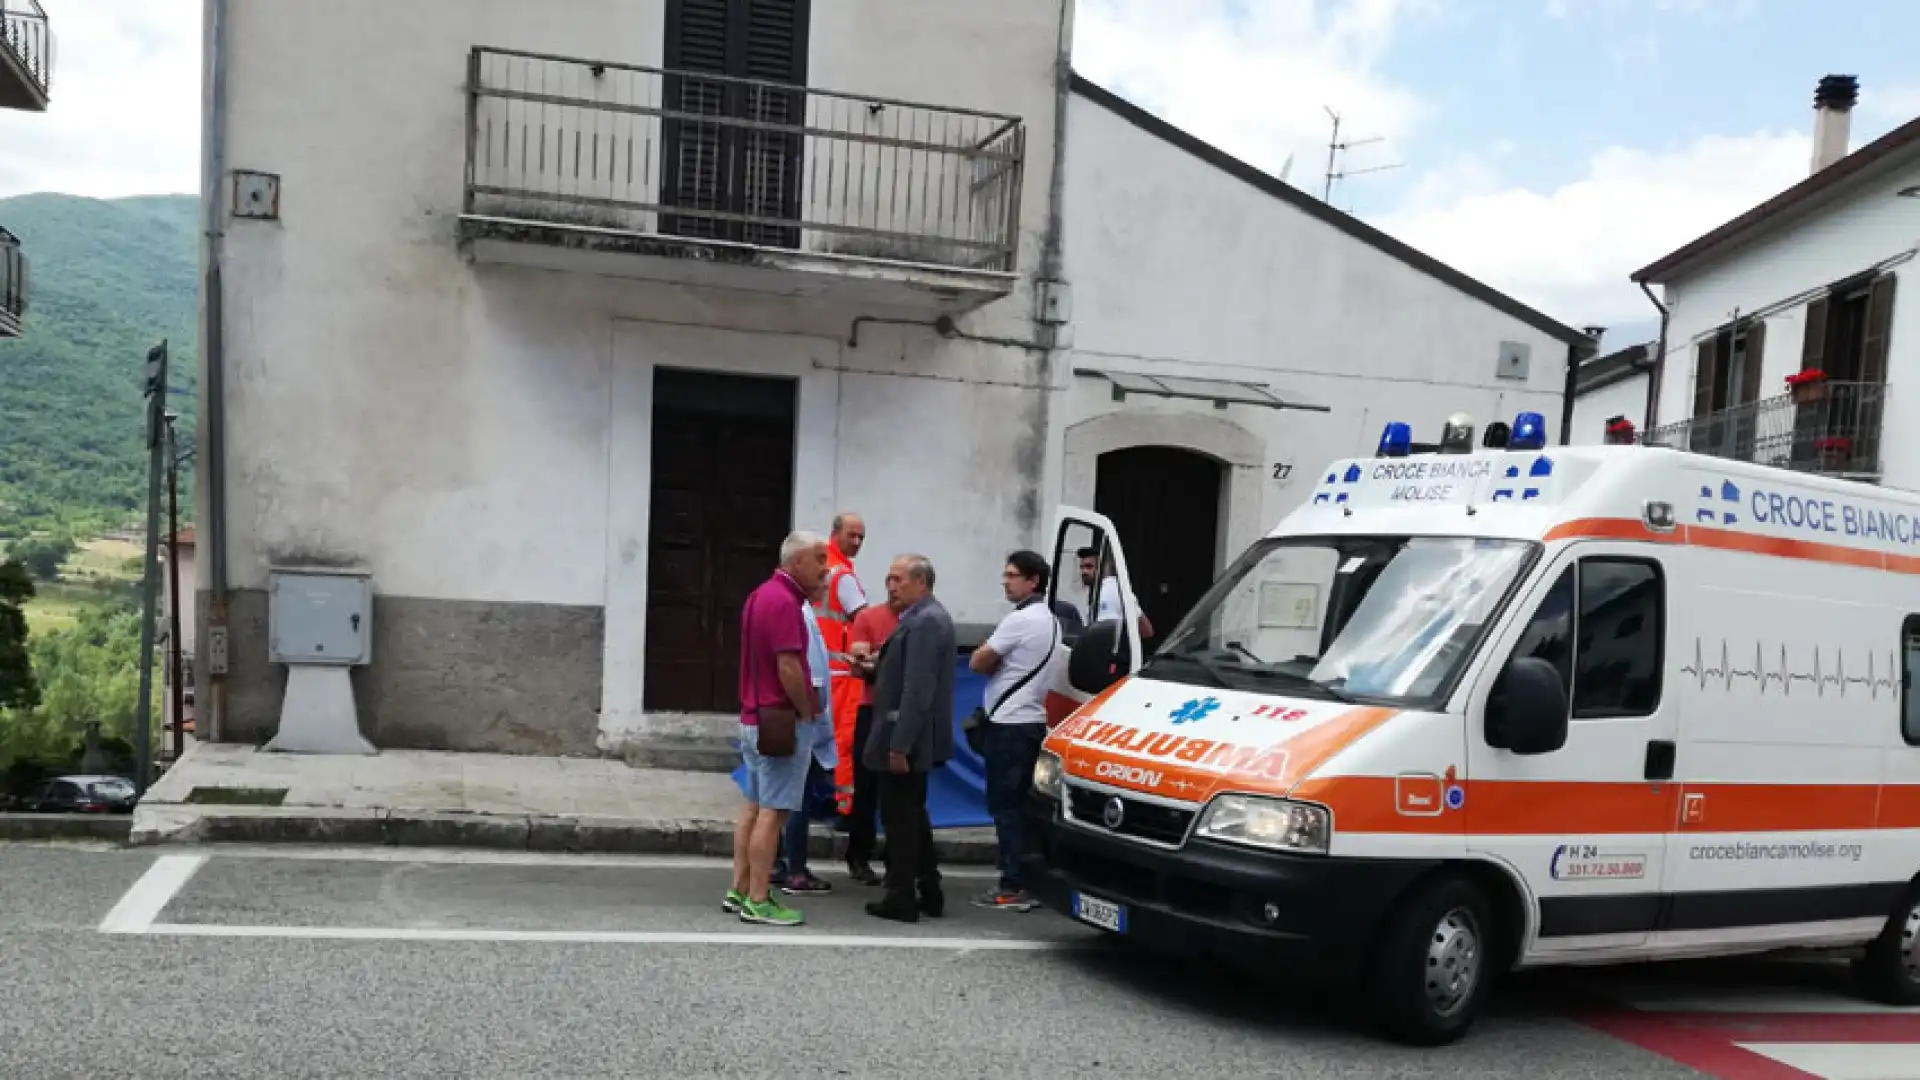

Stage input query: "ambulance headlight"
[
  {"left": 1196, "top": 794, "right": 1330, "bottom": 854},
  {"left": 1033, "top": 749, "right": 1065, "bottom": 800}
]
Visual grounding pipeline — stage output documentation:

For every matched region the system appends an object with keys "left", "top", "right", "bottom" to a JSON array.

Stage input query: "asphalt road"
[{"left": 0, "top": 841, "right": 1857, "bottom": 1079}]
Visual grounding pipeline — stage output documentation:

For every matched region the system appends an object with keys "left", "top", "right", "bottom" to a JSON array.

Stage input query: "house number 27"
[{"left": 1271, "top": 463, "right": 1294, "bottom": 480}]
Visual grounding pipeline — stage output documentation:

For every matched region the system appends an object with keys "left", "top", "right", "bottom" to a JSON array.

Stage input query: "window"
[
  {"left": 662, "top": 0, "right": 811, "bottom": 247},
  {"left": 1509, "top": 558, "right": 1664, "bottom": 720},
  {"left": 1690, "top": 319, "right": 1766, "bottom": 459},
  {"left": 1902, "top": 616, "right": 1920, "bottom": 746}
]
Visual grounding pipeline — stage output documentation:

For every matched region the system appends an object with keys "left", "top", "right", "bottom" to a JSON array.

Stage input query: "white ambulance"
[{"left": 1024, "top": 412, "right": 1920, "bottom": 1045}]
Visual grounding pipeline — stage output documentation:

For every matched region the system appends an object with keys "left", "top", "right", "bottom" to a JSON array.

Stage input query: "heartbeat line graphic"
[{"left": 1678, "top": 638, "right": 1901, "bottom": 699}]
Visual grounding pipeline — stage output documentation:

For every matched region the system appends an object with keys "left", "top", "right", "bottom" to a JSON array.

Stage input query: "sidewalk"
[{"left": 130, "top": 742, "right": 998, "bottom": 864}]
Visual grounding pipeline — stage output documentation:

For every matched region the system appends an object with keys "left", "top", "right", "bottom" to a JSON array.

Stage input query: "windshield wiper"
[
  {"left": 1143, "top": 652, "right": 1232, "bottom": 688},
  {"left": 1222, "top": 641, "right": 1263, "bottom": 664},
  {"left": 1261, "top": 668, "right": 1357, "bottom": 704}
]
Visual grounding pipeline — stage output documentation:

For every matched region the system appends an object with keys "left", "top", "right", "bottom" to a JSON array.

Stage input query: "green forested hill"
[{"left": 0, "top": 193, "right": 198, "bottom": 539}]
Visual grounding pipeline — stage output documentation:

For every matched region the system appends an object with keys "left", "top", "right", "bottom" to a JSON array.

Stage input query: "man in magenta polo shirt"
[{"left": 725, "top": 530, "right": 830, "bottom": 927}]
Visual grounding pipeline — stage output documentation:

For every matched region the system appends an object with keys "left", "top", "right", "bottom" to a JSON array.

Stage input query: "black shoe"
[
  {"left": 918, "top": 890, "right": 945, "bottom": 918},
  {"left": 866, "top": 899, "right": 920, "bottom": 924},
  {"left": 847, "top": 859, "right": 882, "bottom": 886}
]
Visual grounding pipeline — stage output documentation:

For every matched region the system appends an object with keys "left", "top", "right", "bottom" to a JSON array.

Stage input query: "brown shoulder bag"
[{"left": 745, "top": 591, "right": 799, "bottom": 758}]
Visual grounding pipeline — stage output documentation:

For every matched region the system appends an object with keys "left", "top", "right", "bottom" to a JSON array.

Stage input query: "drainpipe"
[
  {"left": 199, "top": 0, "right": 231, "bottom": 741},
  {"left": 1638, "top": 280, "right": 1670, "bottom": 434},
  {"left": 1559, "top": 340, "right": 1586, "bottom": 446}
]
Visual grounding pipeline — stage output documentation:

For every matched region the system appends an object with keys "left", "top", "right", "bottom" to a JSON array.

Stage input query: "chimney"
[{"left": 1811, "top": 75, "right": 1860, "bottom": 175}]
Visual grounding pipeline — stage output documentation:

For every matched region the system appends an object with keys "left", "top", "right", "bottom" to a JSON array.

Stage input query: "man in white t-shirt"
[
  {"left": 1078, "top": 546, "right": 1154, "bottom": 643},
  {"left": 968, "top": 549, "right": 1063, "bottom": 911}
]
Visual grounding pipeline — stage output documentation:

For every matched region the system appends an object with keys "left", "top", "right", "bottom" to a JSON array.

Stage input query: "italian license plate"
[{"left": 1072, "top": 892, "right": 1126, "bottom": 933}]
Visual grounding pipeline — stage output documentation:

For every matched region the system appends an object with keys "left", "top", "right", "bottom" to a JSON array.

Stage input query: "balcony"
[
  {"left": 0, "top": 227, "right": 23, "bottom": 338},
  {"left": 458, "top": 48, "right": 1027, "bottom": 313},
  {"left": 0, "top": 1, "right": 51, "bottom": 112},
  {"left": 1645, "top": 381, "right": 1887, "bottom": 480}
]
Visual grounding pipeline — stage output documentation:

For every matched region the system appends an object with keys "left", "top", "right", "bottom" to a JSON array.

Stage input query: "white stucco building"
[
  {"left": 1569, "top": 342, "right": 1653, "bottom": 446},
  {"left": 196, "top": 0, "right": 1593, "bottom": 760},
  {"left": 0, "top": 0, "right": 52, "bottom": 340},
  {"left": 1636, "top": 76, "right": 1920, "bottom": 487}
]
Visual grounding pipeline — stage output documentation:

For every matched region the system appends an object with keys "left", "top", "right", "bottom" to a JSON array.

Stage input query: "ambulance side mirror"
[
  {"left": 1487, "top": 657, "right": 1569, "bottom": 755},
  {"left": 1068, "top": 620, "right": 1132, "bottom": 695}
]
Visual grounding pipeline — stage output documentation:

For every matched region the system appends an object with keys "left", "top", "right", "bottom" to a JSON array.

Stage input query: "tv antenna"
[{"left": 1322, "top": 106, "right": 1404, "bottom": 205}]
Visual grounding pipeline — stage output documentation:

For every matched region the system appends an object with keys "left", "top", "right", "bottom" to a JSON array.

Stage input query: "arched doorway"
[{"left": 1094, "top": 446, "right": 1225, "bottom": 646}]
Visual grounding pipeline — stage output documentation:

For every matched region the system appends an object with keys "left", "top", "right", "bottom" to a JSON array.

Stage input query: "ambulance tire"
[
  {"left": 1364, "top": 874, "right": 1493, "bottom": 1047},
  {"left": 1852, "top": 886, "right": 1920, "bottom": 1006}
]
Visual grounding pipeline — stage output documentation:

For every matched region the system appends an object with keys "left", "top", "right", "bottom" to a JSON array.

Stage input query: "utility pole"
[
  {"left": 1322, "top": 105, "right": 1405, "bottom": 206},
  {"left": 134, "top": 340, "right": 168, "bottom": 797},
  {"left": 165, "top": 412, "right": 186, "bottom": 763}
]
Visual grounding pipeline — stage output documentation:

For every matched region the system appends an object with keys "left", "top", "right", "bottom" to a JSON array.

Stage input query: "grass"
[{"left": 20, "top": 539, "right": 146, "bottom": 633}]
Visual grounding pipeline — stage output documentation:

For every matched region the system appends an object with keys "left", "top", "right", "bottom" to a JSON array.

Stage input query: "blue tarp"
[{"left": 729, "top": 657, "right": 993, "bottom": 829}]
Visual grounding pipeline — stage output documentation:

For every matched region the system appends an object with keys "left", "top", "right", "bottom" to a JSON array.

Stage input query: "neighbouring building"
[
  {"left": 199, "top": 0, "right": 1593, "bottom": 761},
  {"left": 1569, "top": 341, "right": 1654, "bottom": 445},
  {"left": 1636, "top": 75, "right": 1920, "bottom": 485},
  {"left": 0, "top": 0, "right": 51, "bottom": 340}
]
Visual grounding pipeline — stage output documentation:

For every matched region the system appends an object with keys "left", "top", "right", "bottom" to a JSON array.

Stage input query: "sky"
[{"left": 1, "top": 0, "right": 1915, "bottom": 344}]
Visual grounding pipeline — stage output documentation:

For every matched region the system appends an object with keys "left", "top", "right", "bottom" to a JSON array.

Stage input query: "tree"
[
  {"left": 8, "top": 532, "right": 74, "bottom": 581},
  {"left": 0, "top": 558, "right": 37, "bottom": 712}
]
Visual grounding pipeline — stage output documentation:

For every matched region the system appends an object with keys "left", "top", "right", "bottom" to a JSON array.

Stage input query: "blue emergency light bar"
[
  {"left": 1509, "top": 411, "right": 1548, "bottom": 451},
  {"left": 1378, "top": 422, "right": 1413, "bottom": 458}
]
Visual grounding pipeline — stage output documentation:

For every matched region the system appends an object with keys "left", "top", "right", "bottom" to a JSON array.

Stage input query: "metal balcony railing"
[
  {"left": 0, "top": 227, "right": 23, "bottom": 338},
  {"left": 0, "top": 1, "right": 51, "bottom": 108},
  {"left": 463, "top": 47, "right": 1026, "bottom": 274},
  {"left": 1645, "top": 381, "right": 1887, "bottom": 479}
]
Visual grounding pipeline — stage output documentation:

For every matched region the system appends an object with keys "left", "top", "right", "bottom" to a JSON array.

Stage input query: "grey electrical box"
[
  {"left": 268, "top": 568, "right": 373, "bottom": 666},
  {"left": 231, "top": 170, "right": 281, "bottom": 220},
  {"left": 1495, "top": 341, "right": 1532, "bottom": 381}
]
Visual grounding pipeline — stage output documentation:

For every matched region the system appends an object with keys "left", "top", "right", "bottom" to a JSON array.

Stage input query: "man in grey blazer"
[{"left": 862, "top": 553, "right": 955, "bottom": 922}]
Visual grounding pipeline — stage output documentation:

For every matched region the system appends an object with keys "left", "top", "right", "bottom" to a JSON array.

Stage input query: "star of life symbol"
[{"left": 1169, "top": 697, "right": 1221, "bottom": 725}]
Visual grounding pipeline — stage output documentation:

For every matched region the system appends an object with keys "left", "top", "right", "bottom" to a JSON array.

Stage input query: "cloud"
[
  {"left": 1073, "top": 0, "right": 1436, "bottom": 183},
  {"left": 0, "top": 0, "right": 201, "bottom": 197},
  {"left": 1374, "top": 130, "right": 1812, "bottom": 324}
]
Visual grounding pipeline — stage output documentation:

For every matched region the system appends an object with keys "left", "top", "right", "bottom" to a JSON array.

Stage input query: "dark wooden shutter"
[
  {"left": 660, "top": 0, "right": 809, "bottom": 246},
  {"left": 1863, "top": 272, "right": 1898, "bottom": 385},
  {"left": 1738, "top": 321, "right": 1765, "bottom": 403},
  {"left": 1800, "top": 295, "right": 1829, "bottom": 374},
  {"left": 1692, "top": 337, "right": 1719, "bottom": 419},
  {"left": 740, "top": 0, "right": 807, "bottom": 248}
]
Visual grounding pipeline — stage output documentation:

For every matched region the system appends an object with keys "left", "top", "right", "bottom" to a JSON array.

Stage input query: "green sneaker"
[
  {"left": 722, "top": 889, "right": 747, "bottom": 914},
  {"left": 738, "top": 895, "right": 805, "bottom": 927}
]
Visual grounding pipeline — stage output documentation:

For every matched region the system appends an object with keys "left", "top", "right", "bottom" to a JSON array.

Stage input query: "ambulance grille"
[{"left": 1066, "top": 786, "right": 1196, "bottom": 847}]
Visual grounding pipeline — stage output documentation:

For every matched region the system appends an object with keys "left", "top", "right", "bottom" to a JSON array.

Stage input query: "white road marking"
[
  {"left": 162, "top": 845, "right": 996, "bottom": 878},
  {"left": 1739, "top": 1042, "right": 1920, "bottom": 1079},
  {"left": 138, "top": 922, "right": 1089, "bottom": 951},
  {"left": 98, "top": 854, "right": 208, "bottom": 934}
]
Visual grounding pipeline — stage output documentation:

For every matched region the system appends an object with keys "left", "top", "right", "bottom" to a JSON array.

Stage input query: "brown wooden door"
[
  {"left": 1094, "top": 446, "right": 1224, "bottom": 650},
  {"left": 644, "top": 370, "right": 796, "bottom": 713}
]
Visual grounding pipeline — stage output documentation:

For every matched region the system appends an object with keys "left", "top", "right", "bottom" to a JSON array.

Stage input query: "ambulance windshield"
[{"left": 1147, "top": 535, "right": 1534, "bottom": 706}]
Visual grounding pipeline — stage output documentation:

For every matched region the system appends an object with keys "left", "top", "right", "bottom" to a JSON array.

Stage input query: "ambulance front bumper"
[{"left": 1022, "top": 794, "right": 1438, "bottom": 977}]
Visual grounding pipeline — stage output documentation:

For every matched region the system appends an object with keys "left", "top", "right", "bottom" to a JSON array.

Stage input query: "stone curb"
[
  {"left": 127, "top": 806, "right": 1001, "bottom": 865},
  {"left": 0, "top": 812, "right": 134, "bottom": 843}
]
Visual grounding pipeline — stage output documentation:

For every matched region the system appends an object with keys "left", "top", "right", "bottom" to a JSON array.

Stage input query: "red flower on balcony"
[{"left": 1787, "top": 368, "right": 1829, "bottom": 404}]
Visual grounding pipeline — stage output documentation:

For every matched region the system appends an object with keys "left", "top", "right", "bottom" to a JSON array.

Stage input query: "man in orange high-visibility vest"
[{"left": 820, "top": 513, "right": 869, "bottom": 818}]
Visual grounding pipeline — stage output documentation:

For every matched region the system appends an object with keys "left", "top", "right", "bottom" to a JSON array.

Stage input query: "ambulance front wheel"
[
  {"left": 1364, "top": 873, "right": 1494, "bottom": 1046},
  {"left": 1853, "top": 887, "right": 1920, "bottom": 1006}
]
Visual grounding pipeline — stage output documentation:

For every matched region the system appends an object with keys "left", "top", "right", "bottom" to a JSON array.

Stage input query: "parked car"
[{"left": 21, "top": 775, "right": 138, "bottom": 814}]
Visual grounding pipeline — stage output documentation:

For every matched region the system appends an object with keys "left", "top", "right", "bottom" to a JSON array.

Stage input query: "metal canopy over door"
[{"left": 643, "top": 369, "right": 797, "bottom": 713}]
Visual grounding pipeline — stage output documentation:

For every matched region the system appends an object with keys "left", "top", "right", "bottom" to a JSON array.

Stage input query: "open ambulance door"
[{"left": 1043, "top": 507, "right": 1146, "bottom": 727}]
